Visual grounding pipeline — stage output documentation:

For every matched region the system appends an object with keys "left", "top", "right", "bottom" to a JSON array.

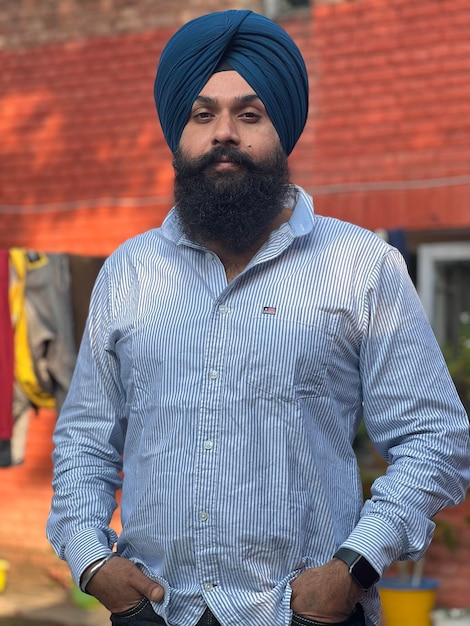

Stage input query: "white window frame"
[
  {"left": 263, "top": 0, "right": 308, "bottom": 18},
  {"left": 417, "top": 242, "right": 470, "bottom": 346},
  {"left": 263, "top": 0, "right": 280, "bottom": 18}
]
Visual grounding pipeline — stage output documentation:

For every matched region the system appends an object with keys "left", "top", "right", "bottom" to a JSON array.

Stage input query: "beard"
[{"left": 172, "top": 144, "right": 291, "bottom": 255}]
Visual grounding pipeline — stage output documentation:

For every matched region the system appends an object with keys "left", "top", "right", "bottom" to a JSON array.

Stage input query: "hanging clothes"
[
  {"left": 387, "top": 228, "right": 410, "bottom": 268},
  {"left": 68, "top": 254, "right": 105, "bottom": 350},
  {"left": 9, "top": 249, "right": 56, "bottom": 409},
  {"left": 7, "top": 250, "right": 77, "bottom": 466},
  {"left": 21, "top": 251, "right": 77, "bottom": 408}
]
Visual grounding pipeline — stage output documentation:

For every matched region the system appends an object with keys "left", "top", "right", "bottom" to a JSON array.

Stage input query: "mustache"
[{"left": 175, "top": 146, "right": 257, "bottom": 174}]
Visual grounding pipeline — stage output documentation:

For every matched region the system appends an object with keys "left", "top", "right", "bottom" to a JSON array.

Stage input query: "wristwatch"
[{"left": 333, "top": 547, "right": 380, "bottom": 591}]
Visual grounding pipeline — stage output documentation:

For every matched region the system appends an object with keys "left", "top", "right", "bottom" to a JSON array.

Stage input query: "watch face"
[
  {"left": 334, "top": 548, "right": 380, "bottom": 590},
  {"left": 352, "top": 556, "right": 380, "bottom": 589}
]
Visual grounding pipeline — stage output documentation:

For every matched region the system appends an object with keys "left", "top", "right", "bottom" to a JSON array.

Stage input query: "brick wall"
[
  {"left": 0, "top": 0, "right": 263, "bottom": 50},
  {"left": 1, "top": 411, "right": 56, "bottom": 551},
  {"left": 426, "top": 499, "right": 470, "bottom": 609},
  {"left": 0, "top": 27, "right": 175, "bottom": 255},
  {"left": 1, "top": 0, "right": 470, "bottom": 257},
  {"left": 309, "top": 0, "right": 470, "bottom": 230},
  {"left": 0, "top": 407, "right": 122, "bottom": 587}
]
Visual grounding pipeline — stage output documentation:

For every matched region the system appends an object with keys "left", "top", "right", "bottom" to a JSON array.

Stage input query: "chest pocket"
[{"left": 246, "top": 309, "right": 339, "bottom": 402}]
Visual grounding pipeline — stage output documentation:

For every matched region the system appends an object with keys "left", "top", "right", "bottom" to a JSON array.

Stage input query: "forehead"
[{"left": 195, "top": 70, "right": 260, "bottom": 103}]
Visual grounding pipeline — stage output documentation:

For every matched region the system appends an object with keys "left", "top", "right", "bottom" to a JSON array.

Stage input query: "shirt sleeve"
[
  {"left": 46, "top": 260, "right": 126, "bottom": 586},
  {"left": 343, "top": 249, "right": 470, "bottom": 575}
]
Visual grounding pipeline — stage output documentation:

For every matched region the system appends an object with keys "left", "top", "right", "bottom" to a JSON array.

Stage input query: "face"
[
  {"left": 179, "top": 71, "right": 282, "bottom": 167},
  {"left": 172, "top": 70, "right": 291, "bottom": 255}
]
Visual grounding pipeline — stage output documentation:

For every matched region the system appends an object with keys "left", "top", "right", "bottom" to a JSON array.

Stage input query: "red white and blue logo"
[{"left": 262, "top": 306, "right": 277, "bottom": 315}]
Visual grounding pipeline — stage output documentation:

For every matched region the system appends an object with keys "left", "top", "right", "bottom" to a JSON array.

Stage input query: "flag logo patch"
[{"left": 263, "top": 306, "right": 277, "bottom": 315}]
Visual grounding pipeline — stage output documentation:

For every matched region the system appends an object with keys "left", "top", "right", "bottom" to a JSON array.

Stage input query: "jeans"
[
  {"left": 110, "top": 599, "right": 365, "bottom": 626},
  {"left": 110, "top": 601, "right": 221, "bottom": 626}
]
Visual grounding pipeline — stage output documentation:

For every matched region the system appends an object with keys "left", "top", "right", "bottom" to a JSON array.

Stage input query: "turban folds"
[{"left": 154, "top": 10, "right": 309, "bottom": 156}]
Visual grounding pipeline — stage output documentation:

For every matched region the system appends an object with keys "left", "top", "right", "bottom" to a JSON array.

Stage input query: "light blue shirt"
[{"left": 47, "top": 186, "right": 470, "bottom": 626}]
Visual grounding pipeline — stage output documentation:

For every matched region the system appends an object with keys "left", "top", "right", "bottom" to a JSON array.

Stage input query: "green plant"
[{"left": 444, "top": 311, "right": 470, "bottom": 415}]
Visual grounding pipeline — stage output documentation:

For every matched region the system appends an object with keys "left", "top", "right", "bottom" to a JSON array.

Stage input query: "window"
[
  {"left": 263, "top": 0, "right": 309, "bottom": 19},
  {"left": 417, "top": 242, "right": 470, "bottom": 350}
]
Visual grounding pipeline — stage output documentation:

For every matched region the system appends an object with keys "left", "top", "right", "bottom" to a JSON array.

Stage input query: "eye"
[
  {"left": 239, "top": 111, "right": 261, "bottom": 122},
  {"left": 192, "top": 111, "right": 213, "bottom": 123}
]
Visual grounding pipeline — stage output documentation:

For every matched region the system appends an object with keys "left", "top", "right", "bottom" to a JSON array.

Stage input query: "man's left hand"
[{"left": 290, "top": 558, "right": 363, "bottom": 623}]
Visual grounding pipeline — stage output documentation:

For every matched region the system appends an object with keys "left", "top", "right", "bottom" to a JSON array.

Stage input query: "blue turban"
[{"left": 154, "top": 10, "right": 309, "bottom": 156}]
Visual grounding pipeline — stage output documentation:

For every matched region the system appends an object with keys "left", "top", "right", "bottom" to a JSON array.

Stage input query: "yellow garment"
[{"left": 9, "top": 249, "right": 55, "bottom": 409}]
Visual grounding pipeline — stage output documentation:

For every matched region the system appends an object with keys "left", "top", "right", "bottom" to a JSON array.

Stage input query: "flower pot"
[
  {"left": 378, "top": 577, "right": 438, "bottom": 626},
  {"left": 0, "top": 559, "right": 9, "bottom": 593}
]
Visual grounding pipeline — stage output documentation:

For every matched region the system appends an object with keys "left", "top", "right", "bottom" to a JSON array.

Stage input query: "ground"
[{"left": 0, "top": 545, "right": 109, "bottom": 625}]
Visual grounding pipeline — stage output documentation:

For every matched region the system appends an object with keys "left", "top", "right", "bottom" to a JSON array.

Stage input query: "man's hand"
[
  {"left": 290, "top": 559, "right": 363, "bottom": 623},
  {"left": 84, "top": 556, "right": 164, "bottom": 614}
]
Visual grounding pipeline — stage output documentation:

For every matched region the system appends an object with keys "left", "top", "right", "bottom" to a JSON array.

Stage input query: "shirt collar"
[
  {"left": 161, "top": 184, "right": 315, "bottom": 245},
  {"left": 287, "top": 185, "right": 315, "bottom": 238}
]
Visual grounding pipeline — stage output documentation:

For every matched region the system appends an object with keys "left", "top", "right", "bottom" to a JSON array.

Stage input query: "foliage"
[{"left": 444, "top": 312, "right": 470, "bottom": 415}]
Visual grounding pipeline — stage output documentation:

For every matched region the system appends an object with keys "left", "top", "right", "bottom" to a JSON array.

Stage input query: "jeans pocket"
[
  {"left": 111, "top": 597, "right": 162, "bottom": 624},
  {"left": 291, "top": 605, "right": 365, "bottom": 626}
]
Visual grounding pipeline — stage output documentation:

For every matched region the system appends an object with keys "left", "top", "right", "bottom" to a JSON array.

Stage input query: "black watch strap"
[{"left": 333, "top": 547, "right": 380, "bottom": 591}]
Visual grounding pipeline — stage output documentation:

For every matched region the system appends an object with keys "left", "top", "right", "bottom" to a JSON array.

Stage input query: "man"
[{"left": 47, "top": 10, "right": 470, "bottom": 626}]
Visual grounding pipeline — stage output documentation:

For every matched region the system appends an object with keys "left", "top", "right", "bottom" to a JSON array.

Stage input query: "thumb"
[
  {"left": 132, "top": 568, "right": 165, "bottom": 602},
  {"left": 146, "top": 583, "right": 165, "bottom": 602}
]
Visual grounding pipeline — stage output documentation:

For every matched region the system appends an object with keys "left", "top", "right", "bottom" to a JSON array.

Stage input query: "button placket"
[{"left": 193, "top": 297, "right": 232, "bottom": 592}]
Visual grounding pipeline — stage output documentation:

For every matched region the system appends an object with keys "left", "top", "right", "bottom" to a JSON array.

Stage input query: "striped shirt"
[{"left": 47, "top": 186, "right": 470, "bottom": 626}]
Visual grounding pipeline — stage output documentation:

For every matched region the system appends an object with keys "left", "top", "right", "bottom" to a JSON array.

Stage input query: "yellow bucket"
[
  {"left": 379, "top": 578, "right": 438, "bottom": 626},
  {"left": 0, "top": 559, "right": 10, "bottom": 593}
]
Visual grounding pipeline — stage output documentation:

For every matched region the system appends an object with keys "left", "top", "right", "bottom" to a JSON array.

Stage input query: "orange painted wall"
[
  {"left": 1, "top": 411, "right": 56, "bottom": 551},
  {"left": 0, "top": 29, "right": 175, "bottom": 257},
  {"left": 1, "top": 0, "right": 470, "bottom": 257},
  {"left": 308, "top": 0, "right": 470, "bottom": 230}
]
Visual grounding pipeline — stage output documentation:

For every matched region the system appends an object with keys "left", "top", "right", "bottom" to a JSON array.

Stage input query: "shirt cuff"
[
  {"left": 339, "top": 515, "right": 405, "bottom": 576},
  {"left": 64, "top": 527, "right": 118, "bottom": 586}
]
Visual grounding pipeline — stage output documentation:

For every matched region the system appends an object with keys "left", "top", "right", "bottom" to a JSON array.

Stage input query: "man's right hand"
[{"left": 84, "top": 556, "right": 165, "bottom": 613}]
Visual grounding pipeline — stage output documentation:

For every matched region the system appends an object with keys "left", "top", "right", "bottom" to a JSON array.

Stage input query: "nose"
[{"left": 212, "top": 112, "right": 240, "bottom": 146}]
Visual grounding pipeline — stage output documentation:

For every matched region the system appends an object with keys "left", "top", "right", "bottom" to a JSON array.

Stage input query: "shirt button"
[
  {"left": 209, "top": 370, "right": 218, "bottom": 380},
  {"left": 204, "top": 440, "right": 213, "bottom": 450},
  {"left": 205, "top": 252, "right": 214, "bottom": 260},
  {"left": 204, "top": 582, "right": 214, "bottom": 591},
  {"left": 199, "top": 511, "right": 208, "bottom": 522},
  {"left": 218, "top": 304, "right": 229, "bottom": 314}
]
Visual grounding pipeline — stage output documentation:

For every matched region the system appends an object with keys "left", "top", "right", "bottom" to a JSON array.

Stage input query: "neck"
[{"left": 202, "top": 207, "right": 292, "bottom": 282}]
